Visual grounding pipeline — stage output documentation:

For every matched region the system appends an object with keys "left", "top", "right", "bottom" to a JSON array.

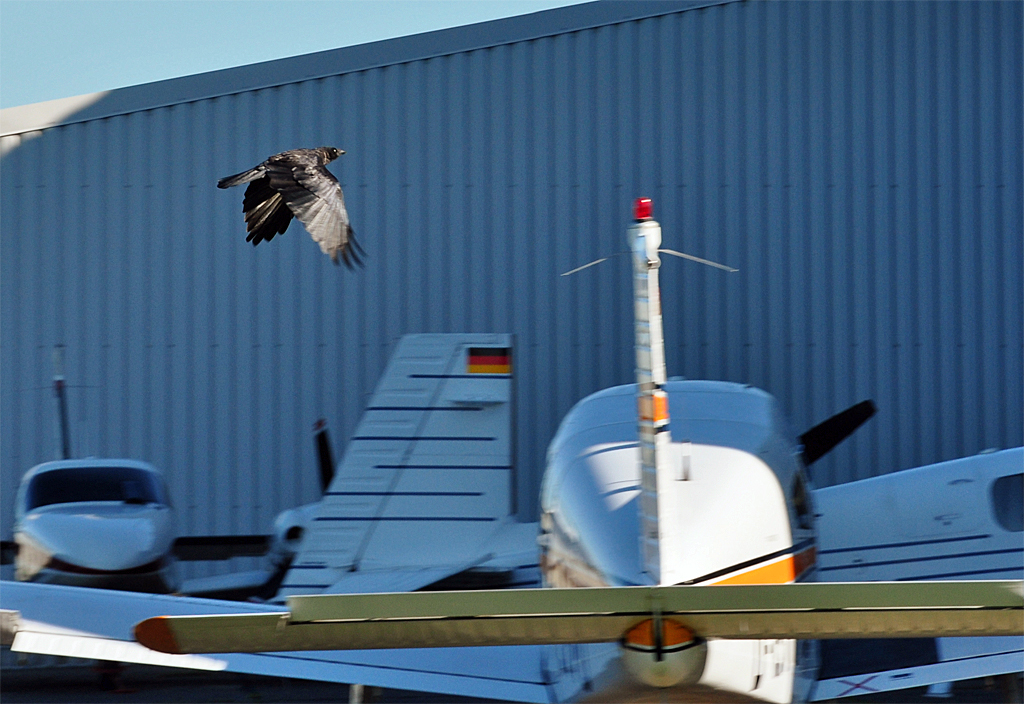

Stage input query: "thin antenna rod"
[
  {"left": 561, "top": 249, "right": 737, "bottom": 278},
  {"left": 52, "top": 345, "right": 71, "bottom": 460},
  {"left": 560, "top": 251, "right": 628, "bottom": 277},
  {"left": 658, "top": 249, "right": 738, "bottom": 272},
  {"left": 560, "top": 257, "right": 610, "bottom": 277}
]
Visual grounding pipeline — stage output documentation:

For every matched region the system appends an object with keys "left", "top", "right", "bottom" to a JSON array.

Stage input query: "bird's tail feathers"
[{"left": 217, "top": 166, "right": 267, "bottom": 189}]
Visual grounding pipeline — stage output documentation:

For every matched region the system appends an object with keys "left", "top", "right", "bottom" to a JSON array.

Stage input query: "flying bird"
[{"left": 217, "top": 146, "right": 363, "bottom": 267}]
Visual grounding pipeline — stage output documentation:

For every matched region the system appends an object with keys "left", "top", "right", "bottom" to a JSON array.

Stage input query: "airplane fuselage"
[{"left": 540, "top": 380, "right": 818, "bottom": 702}]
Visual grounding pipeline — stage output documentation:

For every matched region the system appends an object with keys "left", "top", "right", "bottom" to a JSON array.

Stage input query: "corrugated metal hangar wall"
[{"left": 2, "top": 1, "right": 1021, "bottom": 567}]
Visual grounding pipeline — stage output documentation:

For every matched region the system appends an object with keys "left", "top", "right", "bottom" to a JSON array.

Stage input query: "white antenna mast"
[{"left": 628, "top": 198, "right": 675, "bottom": 584}]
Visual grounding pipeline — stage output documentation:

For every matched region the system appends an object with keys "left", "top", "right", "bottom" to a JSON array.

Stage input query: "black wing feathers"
[
  {"left": 241, "top": 177, "right": 292, "bottom": 244},
  {"left": 341, "top": 225, "right": 364, "bottom": 268}
]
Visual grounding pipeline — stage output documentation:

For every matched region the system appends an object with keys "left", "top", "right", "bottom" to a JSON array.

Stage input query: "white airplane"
[
  {"left": 8, "top": 458, "right": 179, "bottom": 591},
  {"left": 1, "top": 200, "right": 1020, "bottom": 703},
  {"left": 0, "top": 359, "right": 334, "bottom": 597},
  {"left": 2, "top": 456, "right": 319, "bottom": 596}
]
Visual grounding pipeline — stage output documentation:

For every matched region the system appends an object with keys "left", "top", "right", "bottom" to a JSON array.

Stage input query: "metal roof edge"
[
  {"left": 0, "top": 92, "right": 111, "bottom": 138},
  {"left": 0, "top": 0, "right": 733, "bottom": 136}
]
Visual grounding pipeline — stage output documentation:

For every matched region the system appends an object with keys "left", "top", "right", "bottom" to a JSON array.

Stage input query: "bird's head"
[{"left": 322, "top": 146, "right": 345, "bottom": 162}]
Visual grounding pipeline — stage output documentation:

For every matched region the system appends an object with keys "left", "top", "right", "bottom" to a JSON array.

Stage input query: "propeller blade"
[
  {"left": 313, "top": 418, "right": 335, "bottom": 494},
  {"left": 1, "top": 540, "right": 17, "bottom": 565},
  {"left": 799, "top": 400, "right": 877, "bottom": 466}
]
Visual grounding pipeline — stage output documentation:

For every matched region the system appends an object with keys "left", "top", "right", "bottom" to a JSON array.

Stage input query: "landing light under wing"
[{"left": 136, "top": 580, "right": 1023, "bottom": 655}]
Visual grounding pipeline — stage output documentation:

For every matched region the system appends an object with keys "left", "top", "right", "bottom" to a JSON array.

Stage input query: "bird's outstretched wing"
[
  {"left": 219, "top": 159, "right": 294, "bottom": 247},
  {"left": 270, "top": 159, "right": 362, "bottom": 267}
]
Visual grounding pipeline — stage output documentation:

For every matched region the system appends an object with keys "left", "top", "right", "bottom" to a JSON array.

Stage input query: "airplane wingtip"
[{"left": 135, "top": 616, "right": 182, "bottom": 655}]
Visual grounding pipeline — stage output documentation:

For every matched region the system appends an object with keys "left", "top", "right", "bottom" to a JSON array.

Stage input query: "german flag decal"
[{"left": 467, "top": 347, "right": 512, "bottom": 374}]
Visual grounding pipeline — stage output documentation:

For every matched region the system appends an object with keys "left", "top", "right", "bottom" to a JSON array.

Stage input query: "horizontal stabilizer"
[{"left": 136, "top": 580, "right": 1023, "bottom": 655}]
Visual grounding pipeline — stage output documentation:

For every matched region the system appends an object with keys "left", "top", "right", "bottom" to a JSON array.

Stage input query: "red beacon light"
[{"left": 633, "top": 197, "right": 653, "bottom": 221}]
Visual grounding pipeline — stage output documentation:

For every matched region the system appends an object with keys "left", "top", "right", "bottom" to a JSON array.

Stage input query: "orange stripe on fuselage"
[{"left": 709, "top": 546, "right": 817, "bottom": 586}]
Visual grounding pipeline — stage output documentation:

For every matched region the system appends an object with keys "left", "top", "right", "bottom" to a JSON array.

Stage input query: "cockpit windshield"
[{"left": 26, "top": 466, "right": 168, "bottom": 510}]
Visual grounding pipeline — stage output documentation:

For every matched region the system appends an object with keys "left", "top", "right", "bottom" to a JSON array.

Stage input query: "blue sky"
[{"left": 0, "top": 0, "right": 583, "bottom": 109}]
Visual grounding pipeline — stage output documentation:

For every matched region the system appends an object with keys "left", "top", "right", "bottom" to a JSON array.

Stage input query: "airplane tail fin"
[
  {"left": 628, "top": 199, "right": 736, "bottom": 586},
  {"left": 277, "top": 334, "right": 516, "bottom": 598}
]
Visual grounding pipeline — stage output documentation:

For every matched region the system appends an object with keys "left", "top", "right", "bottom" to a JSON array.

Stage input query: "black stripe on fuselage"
[
  {"left": 895, "top": 566, "right": 1024, "bottom": 581},
  {"left": 818, "top": 534, "right": 992, "bottom": 555},
  {"left": 314, "top": 516, "right": 497, "bottom": 522},
  {"left": 679, "top": 538, "right": 816, "bottom": 586},
  {"left": 326, "top": 491, "right": 483, "bottom": 497},
  {"left": 374, "top": 464, "right": 511, "bottom": 471},
  {"left": 352, "top": 436, "right": 495, "bottom": 442},
  {"left": 409, "top": 374, "right": 509, "bottom": 379},
  {"left": 820, "top": 547, "right": 1023, "bottom": 573},
  {"left": 366, "top": 406, "right": 483, "bottom": 412}
]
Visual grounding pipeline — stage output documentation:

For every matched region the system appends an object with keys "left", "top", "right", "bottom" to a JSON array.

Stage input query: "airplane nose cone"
[{"left": 23, "top": 506, "right": 173, "bottom": 571}]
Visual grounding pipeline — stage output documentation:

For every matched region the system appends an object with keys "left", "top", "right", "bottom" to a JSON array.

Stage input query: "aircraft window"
[
  {"left": 990, "top": 473, "right": 1023, "bottom": 532},
  {"left": 26, "top": 467, "right": 168, "bottom": 510}
]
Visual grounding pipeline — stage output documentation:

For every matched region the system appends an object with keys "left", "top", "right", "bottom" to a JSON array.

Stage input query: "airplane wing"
[
  {"left": 814, "top": 448, "right": 1023, "bottom": 583},
  {"left": 810, "top": 636, "right": 1024, "bottom": 700},
  {"left": 0, "top": 580, "right": 558, "bottom": 703},
  {"left": 812, "top": 447, "right": 1024, "bottom": 697},
  {"left": 7, "top": 579, "right": 1016, "bottom": 703},
  {"left": 135, "top": 581, "right": 1022, "bottom": 654}
]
